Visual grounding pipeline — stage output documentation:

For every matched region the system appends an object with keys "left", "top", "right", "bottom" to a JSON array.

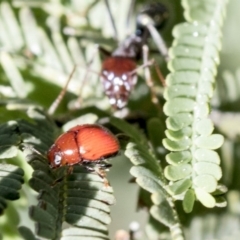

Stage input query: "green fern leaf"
[
  {"left": 0, "top": 163, "right": 24, "bottom": 214},
  {"left": 110, "top": 117, "right": 184, "bottom": 240},
  {"left": 163, "top": 0, "right": 228, "bottom": 211}
]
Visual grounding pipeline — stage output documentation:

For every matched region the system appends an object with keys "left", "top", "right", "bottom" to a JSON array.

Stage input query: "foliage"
[{"left": 0, "top": 0, "right": 240, "bottom": 239}]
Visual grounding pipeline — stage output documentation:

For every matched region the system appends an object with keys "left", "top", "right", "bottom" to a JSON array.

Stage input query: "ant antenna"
[
  {"left": 142, "top": 45, "right": 162, "bottom": 110},
  {"left": 137, "top": 4, "right": 169, "bottom": 62},
  {"left": 146, "top": 23, "right": 169, "bottom": 61},
  {"left": 47, "top": 45, "right": 100, "bottom": 114},
  {"left": 74, "top": 45, "right": 101, "bottom": 109},
  {"left": 47, "top": 65, "right": 77, "bottom": 115},
  {"left": 126, "top": 0, "right": 136, "bottom": 36},
  {"left": 104, "top": 0, "right": 119, "bottom": 41}
]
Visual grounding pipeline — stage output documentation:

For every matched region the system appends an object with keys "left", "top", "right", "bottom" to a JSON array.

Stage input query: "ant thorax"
[{"left": 112, "top": 34, "right": 144, "bottom": 59}]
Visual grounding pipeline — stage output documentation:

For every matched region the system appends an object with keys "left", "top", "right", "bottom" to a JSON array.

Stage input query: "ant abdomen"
[{"left": 101, "top": 56, "right": 137, "bottom": 109}]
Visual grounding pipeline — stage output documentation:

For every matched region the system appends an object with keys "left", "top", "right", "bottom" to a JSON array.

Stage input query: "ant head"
[{"left": 136, "top": 2, "right": 169, "bottom": 37}]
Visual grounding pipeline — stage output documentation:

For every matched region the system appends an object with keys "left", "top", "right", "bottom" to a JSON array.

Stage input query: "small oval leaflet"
[
  {"left": 195, "top": 118, "right": 214, "bottom": 136},
  {"left": 150, "top": 202, "right": 176, "bottom": 228},
  {"left": 194, "top": 162, "right": 222, "bottom": 180},
  {"left": 193, "top": 174, "right": 217, "bottom": 193},
  {"left": 163, "top": 137, "right": 191, "bottom": 151},
  {"left": 164, "top": 84, "right": 197, "bottom": 100},
  {"left": 164, "top": 98, "right": 195, "bottom": 116},
  {"left": 166, "top": 71, "right": 200, "bottom": 86},
  {"left": 167, "top": 178, "right": 192, "bottom": 195},
  {"left": 166, "top": 151, "right": 192, "bottom": 165},
  {"left": 193, "top": 102, "right": 209, "bottom": 119},
  {"left": 195, "top": 188, "right": 216, "bottom": 208},
  {"left": 194, "top": 134, "right": 224, "bottom": 149},
  {"left": 200, "top": 69, "right": 215, "bottom": 83},
  {"left": 172, "top": 22, "right": 208, "bottom": 37},
  {"left": 165, "top": 127, "right": 192, "bottom": 141},
  {"left": 183, "top": 189, "right": 195, "bottom": 213},
  {"left": 203, "top": 44, "right": 219, "bottom": 64},
  {"left": 198, "top": 81, "right": 213, "bottom": 98},
  {"left": 166, "top": 113, "right": 193, "bottom": 131},
  {"left": 194, "top": 148, "right": 220, "bottom": 164},
  {"left": 168, "top": 58, "right": 201, "bottom": 72},
  {"left": 201, "top": 56, "right": 217, "bottom": 76},
  {"left": 174, "top": 36, "right": 205, "bottom": 48},
  {"left": 169, "top": 45, "right": 203, "bottom": 59},
  {"left": 164, "top": 164, "right": 192, "bottom": 181}
]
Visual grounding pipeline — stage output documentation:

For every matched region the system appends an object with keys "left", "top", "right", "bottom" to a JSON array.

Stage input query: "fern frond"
[
  {"left": 162, "top": 0, "right": 228, "bottom": 211},
  {"left": 27, "top": 157, "right": 114, "bottom": 239},
  {"left": 0, "top": 163, "right": 24, "bottom": 214},
  {"left": 110, "top": 117, "right": 184, "bottom": 240}
]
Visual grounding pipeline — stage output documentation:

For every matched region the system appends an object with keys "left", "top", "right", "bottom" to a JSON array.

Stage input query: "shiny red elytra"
[{"left": 47, "top": 124, "right": 119, "bottom": 168}]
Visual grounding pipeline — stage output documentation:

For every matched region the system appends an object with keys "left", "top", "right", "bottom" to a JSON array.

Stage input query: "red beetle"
[{"left": 47, "top": 124, "right": 120, "bottom": 169}]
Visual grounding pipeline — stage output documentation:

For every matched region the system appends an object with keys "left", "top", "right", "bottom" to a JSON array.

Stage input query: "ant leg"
[
  {"left": 129, "top": 59, "right": 154, "bottom": 76},
  {"left": 154, "top": 63, "right": 166, "bottom": 87},
  {"left": 142, "top": 45, "right": 162, "bottom": 110}
]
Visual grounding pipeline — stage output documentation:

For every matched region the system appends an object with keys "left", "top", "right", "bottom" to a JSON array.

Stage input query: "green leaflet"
[
  {"left": 163, "top": 0, "right": 228, "bottom": 211},
  {"left": 110, "top": 117, "right": 185, "bottom": 239},
  {"left": 125, "top": 142, "right": 184, "bottom": 239},
  {"left": 0, "top": 164, "right": 24, "bottom": 213}
]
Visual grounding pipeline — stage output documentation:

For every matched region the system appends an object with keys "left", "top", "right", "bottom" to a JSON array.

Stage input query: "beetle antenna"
[{"left": 22, "top": 145, "right": 46, "bottom": 159}]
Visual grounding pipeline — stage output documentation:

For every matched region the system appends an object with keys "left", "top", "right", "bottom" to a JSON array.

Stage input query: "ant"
[
  {"left": 48, "top": 1, "right": 169, "bottom": 115},
  {"left": 100, "top": 1, "right": 169, "bottom": 109}
]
